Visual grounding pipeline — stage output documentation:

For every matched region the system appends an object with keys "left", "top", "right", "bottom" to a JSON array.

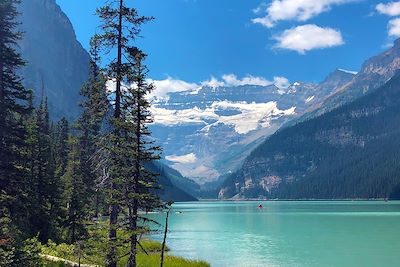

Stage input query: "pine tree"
[
  {"left": 0, "top": 0, "right": 37, "bottom": 264},
  {"left": 61, "top": 137, "right": 87, "bottom": 243},
  {"left": 124, "top": 48, "right": 163, "bottom": 267},
  {"left": 95, "top": 1, "right": 163, "bottom": 266},
  {"left": 78, "top": 35, "right": 108, "bottom": 219},
  {"left": 30, "top": 98, "right": 62, "bottom": 242},
  {"left": 25, "top": 94, "right": 40, "bottom": 238},
  {"left": 54, "top": 117, "right": 70, "bottom": 179}
]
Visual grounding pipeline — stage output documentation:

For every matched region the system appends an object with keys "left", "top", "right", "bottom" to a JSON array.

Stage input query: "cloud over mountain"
[
  {"left": 274, "top": 24, "right": 344, "bottom": 54},
  {"left": 150, "top": 74, "right": 290, "bottom": 99},
  {"left": 389, "top": 18, "right": 400, "bottom": 37}
]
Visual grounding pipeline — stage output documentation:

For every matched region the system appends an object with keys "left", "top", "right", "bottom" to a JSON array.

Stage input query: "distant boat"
[{"left": 258, "top": 204, "right": 263, "bottom": 209}]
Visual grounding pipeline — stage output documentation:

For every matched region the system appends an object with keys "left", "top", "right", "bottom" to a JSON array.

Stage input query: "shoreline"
[{"left": 192, "top": 198, "right": 396, "bottom": 202}]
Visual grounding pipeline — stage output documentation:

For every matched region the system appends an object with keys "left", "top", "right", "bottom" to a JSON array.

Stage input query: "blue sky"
[{"left": 56, "top": 0, "right": 399, "bottom": 88}]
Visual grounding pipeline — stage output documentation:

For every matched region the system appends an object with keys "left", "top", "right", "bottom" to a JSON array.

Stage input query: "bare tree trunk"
[
  {"left": 107, "top": 192, "right": 118, "bottom": 267},
  {"left": 127, "top": 204, "right": 138, "bottom": 267},
  {"left": 126, "top": 61, "right": 143, "bottom": 267},
  {"left": 94, "top": 189, "right": 99, "bottom": 219},
  {"left": 107, "top": 1, "right": 124, "bottom": 267},
  {"left": 160, "top": 208, "right": 171, "bottom": 267}
]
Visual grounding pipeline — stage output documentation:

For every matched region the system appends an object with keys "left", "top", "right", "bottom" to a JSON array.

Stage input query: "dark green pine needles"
[{"left": 94, "top": 1, "right": 165, "bottom": 267}]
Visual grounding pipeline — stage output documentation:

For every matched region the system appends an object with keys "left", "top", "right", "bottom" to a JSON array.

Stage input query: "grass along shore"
[
  {"left": 39, "top": 222, "right": 209, "bottom": 267},
  {"left": 40, "top": 239, "right": 209, "bottom": 267}
]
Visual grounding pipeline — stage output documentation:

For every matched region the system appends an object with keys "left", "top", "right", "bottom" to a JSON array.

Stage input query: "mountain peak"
[{"left": 320, "top": 68, "right": 356, "bottom": 85}]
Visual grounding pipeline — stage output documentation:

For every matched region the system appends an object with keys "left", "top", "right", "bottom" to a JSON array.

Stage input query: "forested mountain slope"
[
  {"left": 219, "top": 73, "right": 400, "bottom": 199},
  {"left": 149, "top": 162, "right": 198, "bottom": 201}
]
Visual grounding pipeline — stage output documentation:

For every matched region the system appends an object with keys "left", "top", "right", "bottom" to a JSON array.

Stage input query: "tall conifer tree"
[
  {"left": 54, "top": 117, "right": 70, "bottom": 179},
  {"left": 32, "top": 99, "right": 61, "bottom": 242},
  {"left": 95, "top": 1, "right": 163, "bottom": 266},
  {"left": 124, "top": 47, "right": 163, "bottom": 267},
  {"left": 78, "top": 35, "right": 108, "bottom": 219},
  {"left": 0, "top": 0, "right": 35, "bottom": 264},
  {"left": 61, "top": 137, "right": 86, "bottom": 243}
]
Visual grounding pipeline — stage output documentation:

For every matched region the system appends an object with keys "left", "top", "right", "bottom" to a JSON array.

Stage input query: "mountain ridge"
[
  {"left": 218, "top": 72, "right": 400, "bottom": 199},
  {"left": 151, "top": 68, "right": 356, "bottom": 184}
]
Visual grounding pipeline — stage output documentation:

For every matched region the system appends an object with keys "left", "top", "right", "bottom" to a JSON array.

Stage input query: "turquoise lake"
[{"left": 150, "top": 201, "right": 400, "bottom": 267}]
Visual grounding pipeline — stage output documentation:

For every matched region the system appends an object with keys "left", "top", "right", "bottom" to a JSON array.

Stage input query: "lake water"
[{"left": 150, "top": 201, "right": 400, "bottom": 267}]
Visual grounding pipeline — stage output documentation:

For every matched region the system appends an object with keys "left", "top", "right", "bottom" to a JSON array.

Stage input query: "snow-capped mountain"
[{"left": 150, "top": 69, "right": 355, "bottom": 184}]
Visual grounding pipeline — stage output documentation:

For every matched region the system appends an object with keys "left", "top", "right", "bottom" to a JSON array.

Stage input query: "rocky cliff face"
[{"left": 18, "top": 0, "right": 90, "bottom": 120}]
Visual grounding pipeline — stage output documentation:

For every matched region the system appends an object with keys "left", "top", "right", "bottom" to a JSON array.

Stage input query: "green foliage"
[
  {"left": 1, "top": 1, "right": 194, "bottom": 267},
  {"left": 40, "top": 236, "right": 209, "bottom": 267},
  {"left": 94, "top": 1, "right": 166, "bottom": 266},
  {"left": 0, "top": 236, "right": 41, "bottom": 267},
  {"left": 26, "top": 99, "right": 63, "bottom": 242},
  {"left": 41, "top": 240, "right": 75, "bottom": 261},
  {"left": 54, "top": 118, "right": 69, "bottom": 179},
  {"left": 77, "top": 35, "right": 108, "bottom": 219},
  {"left": 0, "top": 0, "right": 30, "bottom": 234},
  {"left": 0, "top": 0, "right": 41, "bottom": 264},
  {"left": 61, "top": 137, "right": 88, "bottom": 243},
  {"left": 136, "top": 254, "right": 209, "bottom": 267},
  {"left": 42, "top": 261, "right": 68, "bottom": 267}
]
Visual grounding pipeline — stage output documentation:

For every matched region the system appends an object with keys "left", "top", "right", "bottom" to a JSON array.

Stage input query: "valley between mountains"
[{"left": 18, "top": 0, "right": 400, "bottom": 201}]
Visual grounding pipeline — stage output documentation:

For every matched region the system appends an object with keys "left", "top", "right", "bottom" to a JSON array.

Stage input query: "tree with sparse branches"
[
  {"left": 124, "top": 48, "right": 164, "bottom": 267},
  {"left": 94, "top": 1, "right": 164, "bottom": 266},
  {"left": 77, "top": 35, "right": 108, "bottom": 219}
]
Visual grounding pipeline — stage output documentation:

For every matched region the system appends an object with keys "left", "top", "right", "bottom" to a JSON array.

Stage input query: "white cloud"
[
  {"left": 218, "top": 74, "right": 290, "bottom": 87},
  {"left": 252, "top": 0, "right": 353, "bottom": 28},
  {"left": 201, "top": 76, "right": 225, "bottom": 88},
  {"left": 274, "top": 24, "right": 344, "bottom": 54},
  {"left": 221, "top": 74, "right": 272, "bottom": 87},
  {"left": 149, "top": 77, "right": 199, "bottom": 99},
  {"left": 388, "top": 18, "right": 400, "bottom": 37},
  {"left": 376, "top": 2, "right": 400, "bottom": 16},
  {"left": 273, "top": 76, "right": 291, "bottom": 88},
  {"left": 253, "top": 2, "right": 268, "bottom": 14},
  {"left": 149, "top": 74, "right": 290, "bottom": 99},
  {"left": 376, "top": 2, "right": 400, "bottom": 38},
  {"left": 166, "top": 153, "right": 197, "bottom": 164}
]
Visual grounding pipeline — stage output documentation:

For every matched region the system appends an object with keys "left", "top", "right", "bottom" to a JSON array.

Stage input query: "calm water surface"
[{"left": 150, "top": 201, "right": 400, "bottom": 267}]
